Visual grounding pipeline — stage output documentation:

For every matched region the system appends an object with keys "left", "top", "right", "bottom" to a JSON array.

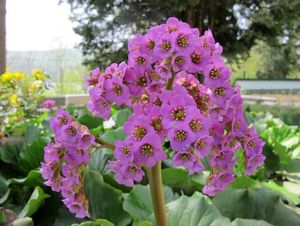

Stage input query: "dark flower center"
[
  {"left": 177, "top": 34, "right": 189, "bottom": 47},
  {"left": 121, "top": 147, "right": 131, "bottom": 156},
  {"left": 209, "top": 68, "right": 220, "bottom": 79},
  {"left": 175, "top": 130, "right": 187, "bottom": 141},
  {"left": 151, "top": 117, "right": 163, "bottom": 133},
  {"left": 172, "top": 107, "right": 186, "bottom": 120},
  {"left": 113, "top": 84, "right": 123, "bottom": 95},
  {"left": 141, "top": 144, "right": 153, "bottom": 156},
  {"left": 82, "top": 134, "right": 90, "bottom": 141},
  {"left": 147, "top": 40, "right": 155, "bottom": 50},
  {"left": 59, "top": 116, "right": 68, "bottom": 125},
  {"left": 133, "top": 126, "right": 147, "bottom": 140},
  {"left": 129, "top": 165, "right": 138, "bottom": 173},
  {"left": 153, "top": 97, "right": 162, "bottom": 106},
  {"left": 234, "top": 121, "right": 241, "bottom": 130},
  {"left": 214, "top": 87, "right": 225, "bottom": 97},
  {"left": 175, "top": 56, "right": 185, "bottom": 65},
  {"left": 179, "top": 153, "right": 190, "bottom": 160},
  {"left": 99, "top": 99, "right": 108, "bottom": 108},
  {"left": 161, "top": 40, "right": 171, "bottom": 51},
  {"left": 136, "top": 56, "right": 146, "bottom": 65},
  {"left": 216, "top": 151, "right": 225, "bottom": 160},
  {"left": 247, "top": 140, "right": 256, "bottom": 149},
  {"left": 189, "top": 119, "right": 202, "bottom": 132},
  {"left": 191, "top": 52, "right": 201, "bottom": 64},
  {"left": 67, "top": 126, "right": 77, "bottom": 136},
  {"left": 136, "top": 76, "right": 147, "bottom": 87}
]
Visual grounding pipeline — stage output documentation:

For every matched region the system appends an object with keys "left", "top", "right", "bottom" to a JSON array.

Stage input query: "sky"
[{"left": 6, "top": 0, "right": 81, "bottom": 51}]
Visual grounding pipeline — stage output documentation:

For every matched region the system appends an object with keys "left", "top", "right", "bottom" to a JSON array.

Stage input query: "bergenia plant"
[{"left": 41, "top": 17, "right": 265, "bottom": 225}]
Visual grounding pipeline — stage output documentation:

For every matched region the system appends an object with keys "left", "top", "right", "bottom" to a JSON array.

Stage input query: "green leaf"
[
  {"left": 18, "top": 186, "right": 50, "bottom": 218},
  {"left": 23, "top": 125, "right": 43, "bottom": 147},
  {"left": 0, "top": 175, "right": 8, "bottom": 196},
  {"left": 7, "top": 170, "right": 43, "bottom": 187},
  {"left": 88, "top": 151, "right": 111, "bottom": 175},
  {"left": 71, "top": 219, "right": 115, "bottom": 226},
  {"left": 166, "top": 192, "right": 225, "bottom": 226},
  {"left": 230, "top": 177, "right": 258, "bottom": 189},
  {"left": 0, "top": 189, "right": 11, "bottom": 205},
  {"left": 212, "top": 188, "right": 300, "bottom": 226},
  {"left": 102, "top": 127, "right": 126, "bottom": 144},
  {"left": 292, "top": 145, "right": 300, "bottom": 159},
  {"left": 12, "top": 217, "right": 34, "bottom": 226},
  {"left": 123, "top": 185, "right": 178, "bottom": 223},
  {"left": 138, "top": 221, "right": 153, "bottom": 226},
  {"left": 280, "top": 135, "right": 299, "bottom": 149},
  {"left": 78, "top": 113, "right": 103, "bottom": 129},
  {"left": 262, "top": 181, "right": 300, "bottom": 205},
  {"left": 232, "top": 218, "right": 273, "bottom": 226},
  {"left": 0, "top": 138, "right": 23, "bottom": 165},
  {"left": 18, "top": 138, "right": 47, "bottom": 173},
  {"left": 161, "top": 168, "right": 203, "bottom": 194},
  {"left": 112, "top": 108, "right": 132, "bottom": 127},
  {"left": 84, "top": 171, "right": 131, "bottom": 226}
]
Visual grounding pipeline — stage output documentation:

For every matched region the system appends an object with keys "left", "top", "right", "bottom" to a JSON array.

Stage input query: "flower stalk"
[
  {"left": 95, "top": 136, "right": 115, "bottom": 149},
  {"left": 147, "top": 161, "right": 168, "bottom": 226}
]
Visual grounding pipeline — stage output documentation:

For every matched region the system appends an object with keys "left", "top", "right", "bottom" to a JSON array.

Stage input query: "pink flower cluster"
[
  {"left": 42, "top": 99, "right": 56, "bottom": 109},
  {"left": 86, "top": 17, "right": 265, "bottom": 196},
  {"left": 40, "top": 109, "right": 95, "bottom": 218}
]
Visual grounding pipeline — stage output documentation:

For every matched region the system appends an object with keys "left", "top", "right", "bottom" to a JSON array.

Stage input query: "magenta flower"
[
  {"left": 104, "top": 76, "right": 131, "bottom": 106},
  {"left": 171, "top": 53, "right": 190, "bottom": 72},
  {"left": 132, "top": 133, "right": 166, "bottom": 167},
  {"left": 41, "top": 109, "right": 94, "bottom": 218},
  {"left": 173, "top": 30, "right": 196, "bottom": 54},
  {"left": 203, "top": 171, "right": 235, "bottom": 196},
  {"left": 50, "top": 108, "right": 72, "bottom": 136},
  {"left": 123, "top": 114, "right": 154, "bottom": 140},
  {"left": 153, "top": 34, "right": 175, "bottom": 59},
  {"left": 167, "top": 122, "right": 196, "bottom": 151},
  {"left": 87, "top": 96, "right": 111, "bottom": 119},
  {"left": 124, "top": 68, "right": 150, "bottom": 96},
  {"left": 194, "top": 135, "right": 213, "bottom": 158},
  {"left": 43, "top": 99, "right": 55, "bottom": 109},
  {"left": 114, "top": 138, "right": 134, "bottom": 163}
]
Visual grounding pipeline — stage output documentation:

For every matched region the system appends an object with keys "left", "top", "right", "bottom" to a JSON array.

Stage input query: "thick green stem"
[
  {"left": 147, "top": 161, "right": 168, "bottom": 226},
  {"left": 165, "top": 69, "right": 176, "bottom": 90},
  {"left": 95, "top": 136, "right": 115, "bottom": 149}
]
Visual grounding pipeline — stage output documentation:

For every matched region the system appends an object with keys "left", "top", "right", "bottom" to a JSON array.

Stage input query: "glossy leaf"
[
  {"left": 18, "top": 186, "right": 50, "bottom": 218},
  {"left": 84, "top": 171, "right": 131, "bottom": 226},
  {"left": 212, "top": 188, "right": 300, "bottom": 226}
]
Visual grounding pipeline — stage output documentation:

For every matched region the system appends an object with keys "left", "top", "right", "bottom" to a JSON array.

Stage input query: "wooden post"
[{"left": 0, "top": 0, "right": 6, "bottom": 75}]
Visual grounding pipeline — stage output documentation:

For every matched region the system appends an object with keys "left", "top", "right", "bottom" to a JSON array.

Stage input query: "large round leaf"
[
  {"left": 212, "top": 188, "right": 300, "bottom": 226},
  {"left": 84, "top": 171, "right": 131, "bottom": 226},
  {"left": 123, "top": 185, "right": 178, "bottom": 224},
  {"left": 166, "top": 192, "right": 226, "bottom": 226}
]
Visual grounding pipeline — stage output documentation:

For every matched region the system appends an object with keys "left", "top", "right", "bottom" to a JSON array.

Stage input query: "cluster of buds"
[
  {"left": 40, "top": 109, "right": 95, "bottom": 218},
  {"left": 85, "top": 17, "right": 265, "bottom": 196}
]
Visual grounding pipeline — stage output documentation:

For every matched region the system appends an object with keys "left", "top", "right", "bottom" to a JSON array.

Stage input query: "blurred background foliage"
[{"left": 61, "top": 0, "right": 300, "bottom": 79}]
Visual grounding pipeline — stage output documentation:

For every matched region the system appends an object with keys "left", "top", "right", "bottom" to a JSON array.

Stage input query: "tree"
[
  {"left": 0, "top": 0, "right": 6, "bottom": 75},
  {"left": 62, "top": 0, "right": 300, "bottom": 76}
]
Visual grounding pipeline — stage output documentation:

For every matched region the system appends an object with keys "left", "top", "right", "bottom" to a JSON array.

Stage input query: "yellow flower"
[
  {"left": 31, "top": 80, "right": 43, "bottom": 93},
  {"left": 32, "top": 69, "right": 46, "bottom": 80},
  {"left": 13, "top": 72, "right": 25, "bottom": 80},
  {"left": 10, "top": 94, "right": 20, "bottom": 106},
  {"left": 1, "top": 72, "right": 13, "bottom": 82}
]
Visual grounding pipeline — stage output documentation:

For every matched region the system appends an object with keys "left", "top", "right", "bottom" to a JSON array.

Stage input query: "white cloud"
[{"left": 6, "top": 0, "right": 81, "bottom": 51}]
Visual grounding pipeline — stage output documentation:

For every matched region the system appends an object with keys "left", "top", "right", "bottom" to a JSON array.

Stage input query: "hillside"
[{"left": 7, "top": 49, "right": 84, "bottom": 79}]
